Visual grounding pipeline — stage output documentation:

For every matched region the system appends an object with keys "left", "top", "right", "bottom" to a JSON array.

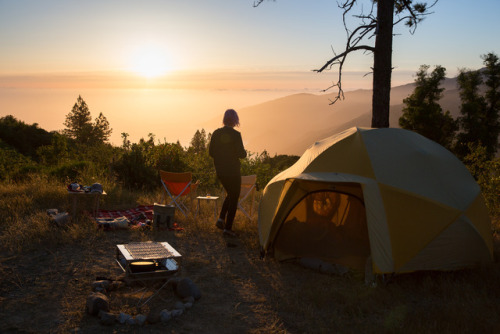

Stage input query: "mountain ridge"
[{"left": 203, "top": 76, "right": 462, "bottom": 155}]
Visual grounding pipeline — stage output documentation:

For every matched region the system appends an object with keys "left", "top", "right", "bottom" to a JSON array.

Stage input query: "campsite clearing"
[{"left": 1, "top": 210, "right": 500, "bottom": 333}]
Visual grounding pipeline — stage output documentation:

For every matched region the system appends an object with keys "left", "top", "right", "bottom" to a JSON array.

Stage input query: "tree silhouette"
[
  {"left": 254, "top": 0, "right": 437, "bottom": 128},
  {"left": 63, "top": 95, "right": 92, "bottom": 143},
  {"left": 63, "top": 95, "right": 112, "bottom": 145},
  {"left": 190, "top": 129, "right": 208, "bottom": 154},
  {"left": 455, "top": 53, "right": 500, "bottom": 160},
  {"left": 92, "top": 112, "right": 112, "bottom": 145},
  {"left": 399, "top": 65, "right": 457, "bottom": 149}
]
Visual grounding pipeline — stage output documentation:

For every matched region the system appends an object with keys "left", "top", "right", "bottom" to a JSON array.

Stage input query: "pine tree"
[
  {"left": 63, "top": 95, "right": 112, "bottom": 145},
  {"left": 455, "top": 53, "right": 500, "bottom": 159},
  {"left": 190, "top": 129, "right": 207, "bottom": 154},
  {"left": 399, "top": 65, "right": 457, "bottom": 149},
  {"left": 481, "top": 52, "right": 500, "bottom": 158},
  {"left": 63, "top": 95, "right": 93, "bottom": 144},
  {"left": 92, "top": 112, "right": 112, "bottom": 145}
]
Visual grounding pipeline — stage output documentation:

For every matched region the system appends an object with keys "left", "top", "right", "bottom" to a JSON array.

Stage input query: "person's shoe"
[
  {"left": 223, "top": 229, "right": 238, "bottom": 237},
  {"left": 216, "top": 219, "right": 225, "bottom": 230}
]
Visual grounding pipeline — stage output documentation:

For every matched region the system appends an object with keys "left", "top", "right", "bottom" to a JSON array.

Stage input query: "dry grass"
[{"left": 1, "top": 178, "right": 500, "bottom": 333}]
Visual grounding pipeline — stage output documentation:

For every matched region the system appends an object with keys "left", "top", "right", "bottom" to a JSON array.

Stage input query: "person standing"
[{"left": 209, "top": 109, "right": 247, "bottom": 237}]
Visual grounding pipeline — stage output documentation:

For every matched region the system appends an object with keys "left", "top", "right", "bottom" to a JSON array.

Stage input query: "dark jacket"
[{"left": 209, "top": 126, "right": 247, "bottom": 175}]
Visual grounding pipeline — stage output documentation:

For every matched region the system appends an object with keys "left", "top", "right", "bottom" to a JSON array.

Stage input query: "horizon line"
[{"left": 0, "top": 69, "right": 419, "bottom": 91}]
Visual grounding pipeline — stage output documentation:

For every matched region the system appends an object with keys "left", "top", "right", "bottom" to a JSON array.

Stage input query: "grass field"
[{"left": 1, "top": 176, "right": 500, "bottom": 333}]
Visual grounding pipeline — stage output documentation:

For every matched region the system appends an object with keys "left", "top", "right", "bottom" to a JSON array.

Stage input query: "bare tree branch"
[
  {"left": 253, "top": 0, "right": 439, "bottom": 115},
  {"left": 309, "top": 0, "right": 379, "bottom": 105},
  {"left": 253, "top": 0, "right": 264, "bottom": 7},
  {"left": 314, "top": 45, "right": 375, "bottom": 73}
]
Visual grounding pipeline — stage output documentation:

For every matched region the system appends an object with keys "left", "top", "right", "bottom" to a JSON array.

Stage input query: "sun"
[{"left": 129, "top": 44, "right": 172, "bottom": 78}]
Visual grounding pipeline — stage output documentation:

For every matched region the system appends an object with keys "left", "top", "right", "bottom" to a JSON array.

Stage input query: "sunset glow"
[
  {"left": 128, "top": 44, "right": 172, "bottom": 78},
  {"left": 1, "top": 0, "right": 499, "bottom": 148}
]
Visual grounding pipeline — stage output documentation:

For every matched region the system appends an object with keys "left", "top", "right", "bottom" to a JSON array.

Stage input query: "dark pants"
[{"left": 218, "top": 172, "right": 241, "bottom": 231}]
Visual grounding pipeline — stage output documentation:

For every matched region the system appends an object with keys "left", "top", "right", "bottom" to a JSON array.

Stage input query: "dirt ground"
[
  {"left": 0, "top": 213, "right": 336, "bottom": 334},
  {"left": 2, "top": 210, "right": 500, "bottom": 334}
]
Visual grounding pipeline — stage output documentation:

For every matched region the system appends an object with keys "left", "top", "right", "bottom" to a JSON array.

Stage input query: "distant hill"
[{"left": 203, "top": 76, "right": 462, "bottom": 155}]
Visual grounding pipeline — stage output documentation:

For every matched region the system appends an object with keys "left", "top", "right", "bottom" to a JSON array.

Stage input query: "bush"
[
  {"left": 48, "top": 160, "right": 92, "bottom": 182},
  {"left": 111, "top": 141, "right": 159, "bottom": 190},
  {"left": 463, "top": 144, "right": 500, "bottom": 217}
]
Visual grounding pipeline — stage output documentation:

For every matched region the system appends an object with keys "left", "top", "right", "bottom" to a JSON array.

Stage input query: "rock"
[
  {"left": 135, "top": 314, "right": 147, "bottom": 326},
  {"left": 118, "top": 312, "right": 132, "bottom": 324},
  {"left": 98, "top": 311, "right": 117, "bottom": 326},
  {"left": 92, "top": 280, "right": 111, "bottom": 292},
  {"left": 54, "top": 212, "right": 70, "bottom": 225},
  {"left": 184, "top": 302, "right": 193, "bottom": 309},
  {"left": 126, "top": 317, "right": 136, "bottom": 325},
  {"left": 160, "top": 309, "right": 172, "bottom": 323},
  {"left": 171, "top": 309, "right": 183, "bottom": 318},
  {"left": 47, "top": 209, "right": 69, "bottom": 226},
  {"left": 46, "top": 208, "right": 58, "bottom": 216},
  {"left": 175, "top": 278, "right": 201, "bottom": 300},
  {"left": 173, "top": 301, "right": 185, "bottom": 311},
  {"left": 86, "top": 292, "right": 109, "bottom": 315}
]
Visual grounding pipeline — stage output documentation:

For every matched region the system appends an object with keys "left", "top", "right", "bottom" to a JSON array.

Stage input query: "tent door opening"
[{"left": 273, "top": 184, "right": 370, "bottom": 270}]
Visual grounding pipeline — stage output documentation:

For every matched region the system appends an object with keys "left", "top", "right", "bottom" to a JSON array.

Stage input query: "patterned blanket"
[
  {"left": 96, "top": 205, "right": 183, "bottom": 231},
  {"left": 97, "top": 205, "right": 154, "bottom": 221}
]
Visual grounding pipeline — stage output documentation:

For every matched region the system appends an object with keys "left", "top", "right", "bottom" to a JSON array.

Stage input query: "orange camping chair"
[
  {"left": 160, "top": 171, "right": 199, "bottom": 218},
  {"left": 238, "top": 175, "right": 257, "bottom": 220}
]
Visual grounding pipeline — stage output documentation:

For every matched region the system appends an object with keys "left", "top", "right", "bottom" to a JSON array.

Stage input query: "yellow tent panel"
[
  {"left": 378, "top": 183, "right": 462, "bottom": 271},
  {"left": 258, "top": 127, "right": 493, "bottom": 275}
]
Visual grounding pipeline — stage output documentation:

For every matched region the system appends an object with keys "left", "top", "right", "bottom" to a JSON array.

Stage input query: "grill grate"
[{"left": 124, "top": 242, "right": 173, "bottom": 260}]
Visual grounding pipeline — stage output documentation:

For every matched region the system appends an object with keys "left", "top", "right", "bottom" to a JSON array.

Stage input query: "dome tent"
[{"left": 258, "top": 127, "right": 493, "bottom": 274}]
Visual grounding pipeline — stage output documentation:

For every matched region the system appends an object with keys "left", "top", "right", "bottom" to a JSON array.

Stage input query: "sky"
[
  {"left": 1, "top": 0, "right": 499, "bottom": 145},
  {"left": 2, "top": 0, "right": 499, "bottom": 85}
]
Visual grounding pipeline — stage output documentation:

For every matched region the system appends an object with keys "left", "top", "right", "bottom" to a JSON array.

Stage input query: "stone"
[
  {"left": 86, "top": 292, "right": 109, "bottom": 315},
  {"left": 171, "top": 309, "right": 183, "bottom": 318},
  {"left": 175, "top": 277, "right": 201, "bottom": 300},
  {"left": 46, "top": 208, "right": 58, "bottom": 216},
  {"left": 160, "top": 309, "right": 172, "bottom": 323},
  {"left": 93, "top": 279, "right": 111, "bottom": 290},
  {"left": 126, "top": 317, "right": 136, "bottom": 325},
  {"left": 98, "top": 311, "right": 117, "bottom": 326},
  {"left": 47, "top": 209, "right": 69, "bottom": 226},
  {"left": 173, "top": 301, "right": 185, "bottom": 311},
  {"left": 184, "top": 302, "right": 193, "bottom": 309},
  {"left": 182, "top": 296, "right": 195, "bottom": 304},
  {"left": 118, "top": 312, "right": 132, "bottom": 324},
  {"left": 53, "top": 212, "right": 69, "bottom": 226},
  {"left": 135, "top": 314, "right": 147, "bottom": 326}
]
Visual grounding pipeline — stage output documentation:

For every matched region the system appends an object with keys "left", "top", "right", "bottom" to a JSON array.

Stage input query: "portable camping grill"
[{"left": 116, "top": 241, "right": 181, "bottom": 281}]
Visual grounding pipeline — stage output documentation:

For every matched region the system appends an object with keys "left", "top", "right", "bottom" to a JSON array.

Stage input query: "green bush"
[
  {"left": 0, "top": 140, "right": 35, "bottom": 180},
  {"left": 48, "top": 160, "right": 92, "bottom": 182},
  {"left": 463, "top": 144, "right": 500, "bottom": 217}
]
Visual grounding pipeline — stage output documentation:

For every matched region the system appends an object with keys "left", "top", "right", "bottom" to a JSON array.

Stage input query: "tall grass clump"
[{"left": 0, "top": 174, "right": 98, "bottom": 253}]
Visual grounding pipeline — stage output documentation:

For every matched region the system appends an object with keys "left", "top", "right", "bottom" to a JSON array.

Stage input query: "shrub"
[
  {"left": 463, "top": 144, "right": 500, "bottom": 217},
  {"left": 49, "top": 160, "right": 92, "bottom": 182}
]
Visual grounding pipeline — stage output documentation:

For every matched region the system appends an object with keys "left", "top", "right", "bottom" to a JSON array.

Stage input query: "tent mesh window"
[{"left": 274, "top": 190, "right": 370, "bottom": 270}]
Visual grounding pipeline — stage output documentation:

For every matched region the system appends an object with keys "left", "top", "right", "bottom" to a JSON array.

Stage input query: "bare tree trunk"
[{"left": 371, "top": 0, "right": 394, "bottom": 128}]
